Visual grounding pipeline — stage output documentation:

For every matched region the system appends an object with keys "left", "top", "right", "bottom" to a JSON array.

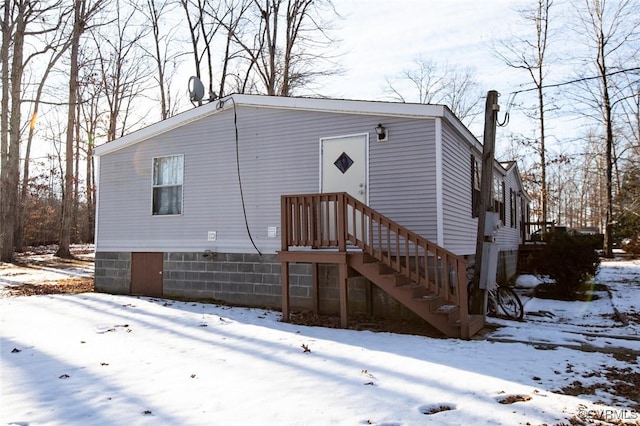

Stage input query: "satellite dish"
[{"left": 188, "top": 76, "right": 205, "bottom": 102}]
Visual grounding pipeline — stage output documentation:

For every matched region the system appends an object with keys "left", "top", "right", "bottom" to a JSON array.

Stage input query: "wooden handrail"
[{"left": 280, "top": 192, "right": 468, "bottom": 326}]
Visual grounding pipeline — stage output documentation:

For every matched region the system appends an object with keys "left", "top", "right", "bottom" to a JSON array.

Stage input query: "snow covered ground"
[{"left": 1, "top": 251, "right": 639, "bottom": 425}]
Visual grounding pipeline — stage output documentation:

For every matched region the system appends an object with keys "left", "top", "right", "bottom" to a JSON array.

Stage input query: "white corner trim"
[
  {"left": 94, "top": 156, "right": 101, "bottom": 251},
  {"left": 435, "top": 118, "right": 444, "bottom": 246}
]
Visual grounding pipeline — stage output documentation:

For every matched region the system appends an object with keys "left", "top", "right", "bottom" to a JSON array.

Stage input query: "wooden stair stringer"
[{"left": 348, "top": 253, "right": 481, "bottom": 338}]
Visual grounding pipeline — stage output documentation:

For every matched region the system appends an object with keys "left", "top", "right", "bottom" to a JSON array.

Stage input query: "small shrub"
[
  {"left": 622, "top": 235, "right": 640, "bottom": 256},
  {"left": 531, "top": 231, "right": 601, "bottom": 299}
]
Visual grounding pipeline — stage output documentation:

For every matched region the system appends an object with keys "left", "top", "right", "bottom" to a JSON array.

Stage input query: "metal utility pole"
[{"left": 469, "top": 90, "right": 499, "bottom": 315}]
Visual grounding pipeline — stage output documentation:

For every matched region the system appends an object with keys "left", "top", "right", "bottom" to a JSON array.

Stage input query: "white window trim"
[{"left": 151, "top": 154, "right": 184, "bottom": 216}]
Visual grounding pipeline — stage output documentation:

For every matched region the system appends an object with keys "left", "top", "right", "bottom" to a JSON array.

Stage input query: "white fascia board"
[
  {"left": 94, "top": 94, "right": 450, "bottom": 157},
  {"left": 441, "top": 107, "right": 481, "bottom": 148},
  {"left": 227, "top": 93, "right": 447, "bottom": 118}
]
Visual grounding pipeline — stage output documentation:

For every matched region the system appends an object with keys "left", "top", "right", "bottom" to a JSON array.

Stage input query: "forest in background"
[{"left": 1, "top": 0, "right": 638, "bottom": 261}]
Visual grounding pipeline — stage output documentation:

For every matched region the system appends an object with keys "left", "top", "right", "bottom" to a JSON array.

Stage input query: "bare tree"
[
  {"left": 180, "top": 0, "right": 253, "bottom": 99},
  {"left": 617, "top": 69, "right": 640, "bottom": 170},
  {"left": 384, "top": 57, "right": 482, "bottom": 125},
  {"left": 213, "top": 0, "right": 252, "bottom": 97},
  {"left": 138, "top": 0, "right": 183, "bottom": 119},
  {"left": 77, "top": 60, "right": 104, "bottom": 242},
  {"left": 494, "top": 0, "right": 554, "bottom": 227},
  {"left": 180, "top": 0, "right": 215, "bottom": 100},
  {"left": 16, "top": 6, "right": 74, "bottom": 251},
  {"left": 180, "top": 0, "right": 203, "bottom": 86},
  {"left": 92, "top": 0, "right": 152, "bottom": 142},
  {"left": 1, "top": 0, "right": 68, "bottom": 261},
  {"left": 233, "top": 0, "right": 339, "bottom": 96},
  {"left": 612, "top": 71, "right": 640, "bottom": 241},
  {"left": 180, "top": 0, "right": 222, "bottom": 100},
  {"left": 572, "top": 0, "right": 640, "bottom": 257},
  {"left": 2, "top": 0, "right": 30, "bottom": 261},
  {"left": 0, "top": 0, "right": 13, "bottom": 261},
  {"left": 57, "top": 0, "right": 105, "bottom": 259}
]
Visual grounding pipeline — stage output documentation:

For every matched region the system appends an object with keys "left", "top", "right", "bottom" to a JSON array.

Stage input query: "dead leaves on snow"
[
  {"left": 4, "top": 277, "right": 94, "bottom": 297},
  {"left": 496, "top": 394, "right": 533, "bottom": 404},
  {"left": 419, "top": 402, "right": 457, "bottom": 415}
]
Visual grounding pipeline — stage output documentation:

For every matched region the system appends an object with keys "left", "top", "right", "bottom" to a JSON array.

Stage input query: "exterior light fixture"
[{"left": 375, "top": 123, "right": 388, "bottom": 142}]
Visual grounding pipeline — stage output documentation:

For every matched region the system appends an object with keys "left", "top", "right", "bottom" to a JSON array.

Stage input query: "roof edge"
[{"left": 94, "top": 94, "right": 455, "bottom": 156}]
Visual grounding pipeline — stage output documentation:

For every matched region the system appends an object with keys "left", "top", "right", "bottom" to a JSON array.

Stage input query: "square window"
[{"left": 334, "top": 152, "right": 354, "bottom": 174}]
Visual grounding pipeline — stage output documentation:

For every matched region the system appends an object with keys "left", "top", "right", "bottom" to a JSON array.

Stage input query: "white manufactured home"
[{"left": 94, "top": 94, "right": 530, "bottom": 338}]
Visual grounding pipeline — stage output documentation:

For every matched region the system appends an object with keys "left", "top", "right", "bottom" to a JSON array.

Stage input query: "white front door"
[
  {"left": 321, "top": 134, "right": 367, "bottom": 203},
  {"left": 321, "top": 135, "right": 368, "bottom": 243}
]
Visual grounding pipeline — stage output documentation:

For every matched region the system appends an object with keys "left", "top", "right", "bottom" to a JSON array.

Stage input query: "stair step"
[
  {"left": 387, "top": 274, "right": 412, "bottom": 286},
  {"left": 415, "top": 294, "right": 445, "bottom": 310},
  {"left": 411, "top": 286, "right": 428, "bottom": 299},
  {"left": 434, "top": 303, "right": 461, "bottom": 325},
  {"left": 347, "top": 251, "right": 480, "bottom": 338},
  {"left": 417, "top": 293, "right": 439, "bottom": 300},
  {"left": 378, "top": 263, "right": 396, "bottom": 274},
  {"left": 362, "top": 253, "right": 378, "bottom": 263},
  {"left": 435, "top": 304, "right": 458, "bottom": 314},
  {"left": 454, "top": 315, "right": 485, "bottom": 334}
]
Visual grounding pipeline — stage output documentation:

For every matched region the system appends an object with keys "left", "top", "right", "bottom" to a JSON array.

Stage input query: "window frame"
[
  {"left": 493, "top": 176, "right": 505, "bottom": 224},
  {"left": 471, "top": 155, "right": 481, "bottom": 218},
  {"left": 151, "top": 154, "right": 184, "bottom": 216},
  {"left": 510, "top": 189, "right": 518, "bottom": 228}
]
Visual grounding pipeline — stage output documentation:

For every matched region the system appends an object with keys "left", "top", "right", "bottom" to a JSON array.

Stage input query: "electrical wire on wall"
[{"left": 217, "top": 97, "right": 262, "bottom": 256}]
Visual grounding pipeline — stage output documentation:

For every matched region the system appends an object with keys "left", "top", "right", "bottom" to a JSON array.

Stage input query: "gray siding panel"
[
  {"left": 495, "top": 166, "right": 523, "bottom": 251},
  {"left": 369, "top": 119, "right": 438, "bottom": 241},
  {"left": 97, "top": 105, "right": 508, "bottom": 256},
  {"left": 441, "top": 120, "right": 477, "bottom": 255},
  {"left": 96, "top": 108, "right": 441, "bottom": 252}
]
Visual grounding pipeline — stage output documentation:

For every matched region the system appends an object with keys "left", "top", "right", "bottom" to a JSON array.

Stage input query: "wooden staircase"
[{"left": 277, "top": 192, "right": 484, "bottom": 339}]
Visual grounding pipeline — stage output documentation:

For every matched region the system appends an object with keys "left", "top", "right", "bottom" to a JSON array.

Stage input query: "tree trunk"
[
  {"left": 602, "top": 78, "right": 614, "bottom": 258},
  {"left": 57, "top": 0, "right": 84, "bottom": 259},
  {"left": 148, "top": 0, "right": 168, "bottom": 119},
  {"left": 2, "top": 4, "right": 27, "bottom": 262},
  {"left": 0, "top": 0, "right": 13, "bottom": 261}
]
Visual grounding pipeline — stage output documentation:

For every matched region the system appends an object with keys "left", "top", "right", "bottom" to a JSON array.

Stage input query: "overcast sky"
[
  {"left": 325, "top": 0, "right": 519, "bottom": 102},
  {"left": 295, "top": 0, "right": 552, "bottom": 144},
  {"left": 315, "top": 0, "right": 602, "bottom": 158}
]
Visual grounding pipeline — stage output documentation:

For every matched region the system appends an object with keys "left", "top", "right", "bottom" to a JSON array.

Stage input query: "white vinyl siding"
[
  {"left": 494, "top": 164, "right": 524, "bottom": 250},
  {"left": 96, "top": 108, "right": 442, "bottom": 253},
  {"left": 369, "top": 118, "right": 438, "bottom": 242},
  {"left": 440, "top": 120, "right": 478, "bottom": 255},
  {"left": 95, "top": 97, "right": 529, "bottom": 258}
]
